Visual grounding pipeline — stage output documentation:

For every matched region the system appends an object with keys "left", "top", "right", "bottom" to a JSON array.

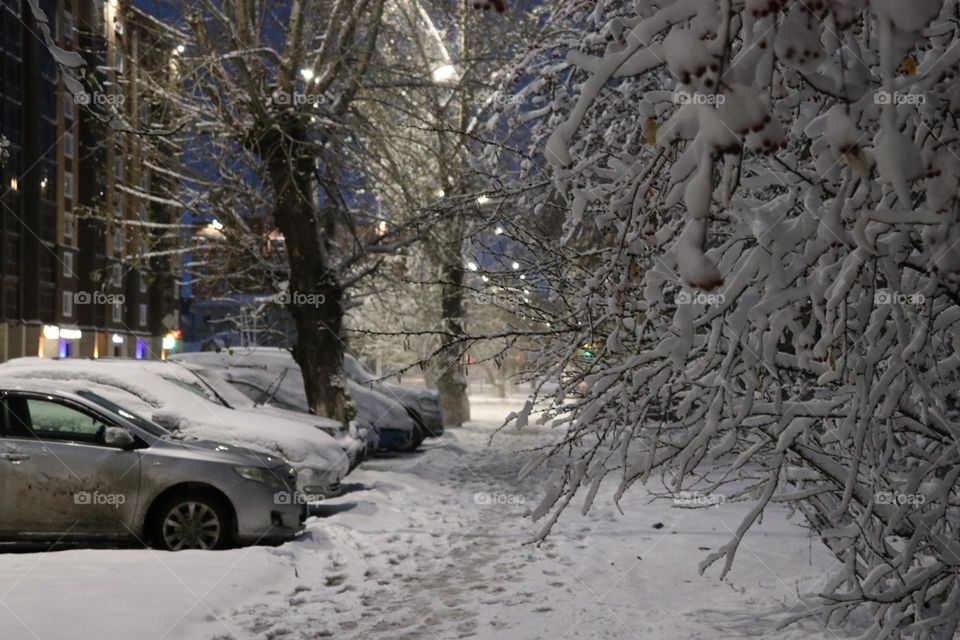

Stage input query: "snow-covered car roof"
[
  {"left": 0, "top": 357, "right": 349, "bottom": 481},
  {"left": 173, "top": 349, "right": 415, "bottom": 432}
]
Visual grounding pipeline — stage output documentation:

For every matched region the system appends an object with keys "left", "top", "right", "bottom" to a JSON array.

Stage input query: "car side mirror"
[
  {"left": 152, "top": 412, "right": 182, "bottom": 430},
  {"left": 104, "top": 426, "right": 137, "bottom": 449}
]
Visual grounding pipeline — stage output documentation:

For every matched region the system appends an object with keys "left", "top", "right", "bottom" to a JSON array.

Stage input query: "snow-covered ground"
[{"left": 0, "top": 397, "right": 850, "bottom": 639}]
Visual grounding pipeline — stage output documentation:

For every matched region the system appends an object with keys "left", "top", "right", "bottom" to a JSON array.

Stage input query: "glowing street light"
[
  {"left": 511, "top": 261, "right": 520, "bottom": 270},
  {"left": 476, "top": 195, "right": 490, "bottom": 205},
  {"left": 466, "top": 261, "right": 479, "bottom": 272},
  {"left": 300, "top": 68, "right": 315, "bottom": 81}
]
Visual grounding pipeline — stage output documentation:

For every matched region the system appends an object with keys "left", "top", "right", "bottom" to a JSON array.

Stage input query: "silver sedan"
[{"left": 0, "top": 387, "right": 305, "bottom": 550}]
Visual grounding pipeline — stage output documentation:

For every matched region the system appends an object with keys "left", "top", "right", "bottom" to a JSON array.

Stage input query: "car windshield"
[
  {"left": 159, "top": 375, "right": 227, "bottom": 406},
  {"left": 76, "top": 390, "right": 170, "bottom": 438}
]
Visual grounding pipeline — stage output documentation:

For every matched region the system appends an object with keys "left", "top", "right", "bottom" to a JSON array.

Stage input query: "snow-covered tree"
[
  {"left": 129, "top": 0, "right": 393, "bottom": 422},
  {"left": 343, "top": 0, "right": 539, "bottom": 424},
  {"left": 495, "top": 0, "right": 960, "bottom": 635}
]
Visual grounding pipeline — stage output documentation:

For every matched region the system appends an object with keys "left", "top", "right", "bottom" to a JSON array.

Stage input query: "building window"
[
  {"left": 113, "top": 229, "right": 123, "bottom": 255},
  {"left": 114, "top": 156, "right": 124, "bottom": 182},
  {"left": 139, "top": 304, "right": 147, "bottom": 327},
  {"left": 63, "top": 291, "right": 73, "bottom": 318},
  {"left": 64, "top": 216, "right": 74, "bottom": 241},
  {"left": 63, "top": 171, "right": 73, "bottom": 201},
  {"left": 63, "top": 251, "right": 74, "bottom": 277},
  {"left": 139, "top": 275, "right": 148, "bottom": 294},
  {"left": 63, "top": 93, "right": 74, "bottom": 120},
  {"left": 112, "top": 263, "right": 122, "bottom": 287},
  {"left": 64, "top": 132, "right": 73, "bottom": 159},
  {"left": 112, "top": 304, "right": 122, "bottom": 323}
]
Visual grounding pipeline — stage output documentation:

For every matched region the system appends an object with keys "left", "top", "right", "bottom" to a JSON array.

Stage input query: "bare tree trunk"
[
  {"left": 262, "top": 126, "right": 350, "bottom": 423},
  {"left": 437, "top": 260, "right": 470, "bottom": 425}
]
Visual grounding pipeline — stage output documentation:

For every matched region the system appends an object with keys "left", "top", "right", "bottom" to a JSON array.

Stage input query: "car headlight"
[
  {"left": 234, "top": 466, "right": 288, "bottom": 490},
  {"left": 419, "top": 396, "right": 439, "bottom": 409}
]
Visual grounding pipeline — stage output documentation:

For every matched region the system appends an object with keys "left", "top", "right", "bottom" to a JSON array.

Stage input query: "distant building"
[{"left": 0, "top": 0, "right": 181, "bottom": 361}]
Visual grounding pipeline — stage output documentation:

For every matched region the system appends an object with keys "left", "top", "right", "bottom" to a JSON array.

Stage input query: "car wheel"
[
  {"left": 400, "top": 424, "right": 425, "bottom": 452},
  {"left": 150, "top": 493, "right": 232, "bottom": 551}
]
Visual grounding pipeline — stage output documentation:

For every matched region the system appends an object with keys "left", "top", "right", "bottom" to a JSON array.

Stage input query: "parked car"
[
  {"left": 173, "top": 349, "right": 422, "bottom": 451},
  {"left": 343, "top": 354, "right": 445, "bottom": 438},
  {"left": 171, "top": 360, "right": 368, "bottom": 470},
  {"left": 0, "top": 380, "right": 305, "bottom": 550},
  {"left": 0, "top": 358, "right": 349, "bottom": 498}
]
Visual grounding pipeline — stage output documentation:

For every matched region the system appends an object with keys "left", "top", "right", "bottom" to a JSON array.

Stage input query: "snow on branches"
[{"left": 495, "top": 0, "right": 960, "bottom": 635}]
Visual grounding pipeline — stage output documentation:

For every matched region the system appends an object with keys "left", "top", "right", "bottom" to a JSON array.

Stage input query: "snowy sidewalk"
[{"left": 0, "top": 398, "right": 850, "bottom": 639}]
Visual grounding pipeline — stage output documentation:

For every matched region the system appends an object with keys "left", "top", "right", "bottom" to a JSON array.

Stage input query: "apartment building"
[{"left": 0, "top": 0, "right": 181, "bottom": 362}]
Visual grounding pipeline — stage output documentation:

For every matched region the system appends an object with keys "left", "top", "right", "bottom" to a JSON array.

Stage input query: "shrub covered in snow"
[{"left": 493, "top": 0, "right": 960, "bottom": 635}]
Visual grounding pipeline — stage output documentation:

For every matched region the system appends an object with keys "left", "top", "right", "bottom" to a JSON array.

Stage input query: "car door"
[
  {"left": 0, "top": 396, "right": 21, "bottom": 536},
  {"left": 0, "top": 394, "right": 141, "bottom": 537}
]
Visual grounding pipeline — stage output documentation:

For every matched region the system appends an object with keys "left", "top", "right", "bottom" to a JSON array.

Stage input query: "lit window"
[
  {"left": 64, "top": 216, "right": 74, "bottom": 241},
  {"left": 63, "top": 252, "right": 74, "bottom": 277},
  {"left": 139, "top": 304, "right": 147, "bottom": 326},
  {"left": 112, "top": 304, "right": 122, "bottom": 323},
  {"left": 112, "top": 264, "right": 122, "bottom": 287},
  {"left": 139, "top": 275, "right": 148, "bottom": 294},
  {"left": 64, "top": 132, "right": 73, "bottom": 159},
  {"left": 64, "top": 171, "right": 73, "bottom": 201},
  {"left": 113, "top": 229, "right": 123, "bottom": 255},
  {"left": 63, "top": 291, "right": 73, "bottom": 318},
  {"left": 63, "top": 93, "right": 74, "bottom": 120}
]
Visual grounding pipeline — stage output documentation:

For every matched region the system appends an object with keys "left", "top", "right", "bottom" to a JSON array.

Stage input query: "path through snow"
[{"left": 0, "top": 397, "right": 854, "bottom": 639}]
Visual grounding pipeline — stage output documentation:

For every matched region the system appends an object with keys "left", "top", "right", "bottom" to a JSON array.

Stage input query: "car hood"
[
  {"left": 379, "top": 384, "right": 437, "bottom": 407},
  {"left": 169, "top": 437, "right": 288, "bottom": 469}
]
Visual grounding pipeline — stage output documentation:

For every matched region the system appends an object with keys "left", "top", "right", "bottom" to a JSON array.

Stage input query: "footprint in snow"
[{"left": 325, "top": 574, "right": 347, "bottom": 587}]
